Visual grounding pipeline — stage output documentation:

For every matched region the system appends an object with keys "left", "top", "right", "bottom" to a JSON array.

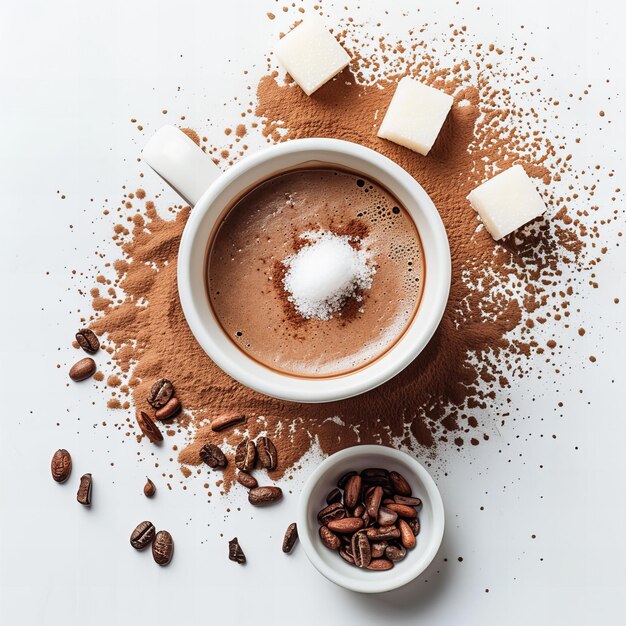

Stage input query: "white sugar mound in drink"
[{"left": 282, "top": 231, "right": 375, "bottom": 320}]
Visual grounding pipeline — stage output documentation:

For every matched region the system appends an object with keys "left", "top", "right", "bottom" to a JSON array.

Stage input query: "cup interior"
[
  {"left": 297, "top": 445, "right": 445, "bottom": 593},
  {"left": 177, "top": 139, "right": 451, "bottom": 403}
]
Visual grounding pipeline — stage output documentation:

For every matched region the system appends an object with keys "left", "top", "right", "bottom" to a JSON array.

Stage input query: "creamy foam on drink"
[{"left": 207, "top": 168, "right": 425, "bottom": 377}]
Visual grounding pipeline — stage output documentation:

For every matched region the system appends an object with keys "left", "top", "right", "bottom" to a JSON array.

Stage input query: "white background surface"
[{"left": 1, "top": 1, "right": 625, "bottom": 624}]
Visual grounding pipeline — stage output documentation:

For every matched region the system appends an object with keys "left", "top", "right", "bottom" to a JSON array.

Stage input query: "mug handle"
[{"left": 142, "top": 125, "right": 222, "bottom": 206}]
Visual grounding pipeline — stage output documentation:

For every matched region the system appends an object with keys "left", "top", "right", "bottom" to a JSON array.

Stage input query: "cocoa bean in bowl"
[{"left": 297, "top": 445, "right": 444, "bottom": 594}]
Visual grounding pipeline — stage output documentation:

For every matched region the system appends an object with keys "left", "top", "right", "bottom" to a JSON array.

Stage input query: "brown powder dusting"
[
  {"left": 181, "top": 127, "right": 200, "bottom": 146},
  {"left": 86, "top": 19, "right": 618, "bottom": 488}
]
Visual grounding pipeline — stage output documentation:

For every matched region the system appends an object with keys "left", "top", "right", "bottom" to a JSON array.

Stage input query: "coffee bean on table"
[
  {"left": 319, "top": 526, "right": 341, "bottom": 550},
  {"left": 143, "top": 477, "right": 156, "bottom": 497},
  {"left": 130, "top": 521, "right": 156, "bottom": 550},
  {"left": 389, "top": 471, "right": 412, "bottom": 496},
  {"left": 155, "top": 397, "right": 181, "bottom": 420},
  {"left": 365, "top": 485, "right": 383, "bottom": 518},
  {"left": 367, "top": 558, "right": 394, "bottom": 571},
  {"left": 211, "top": 414, "right": 246, "bottom": 432},
  {"left": 75, "top": 328, "right": 100, "bottom": 354},
  {"left": 152, "top": 530, "right": 174, "bottom": 566},
  {"left": 51, "top": 449, "right": 72, "bottom": 483},
  {"left": 147, "top": 378, "right": 174, "bottom": 409},
  {"left": 199, "top": 443, "right": 227, "bottom": 468},
  {"left": 326, "top": 488, "right": 342, "bottom": 505},
  {"left": 337, "top": 471, "right": 357, "bottom": 489},
  {"left": 377, "top": 506, "right": 398, "bottom": 526},
  {"left": 327, "top": 518, "right": 364, "bottom": 534},
  {"left": 136, "top": 411, "right": 163, "bottom": 443},
  {"left": 343, "top": 474, "right": 362, "bottom": 509},
  {"left": 256, "top": 436, "right": 278, "bottom": 470},
  {"left": 248, "top": 486, "right": 282, "bottom": 505},
  {"left": 393, "top": 495, "right": 422, "bottom": 507},
  {"left": 282, "top": 522, "right": 298, "bottom": 554},
  {"left": 399, "top": 519, "right": 416, "bottom": 549},
  {"left": 351, "top": 531, "right": 372, "bottom": 568},
  {"left": 385, "top": 544, "right": 407, "bottom": 562},
  {"left": 228, "top": 537, "right": 246, "bottom": 564},
  {"left": 235, "top": 438, "right": 256, "bottom": 472},
  {"left": 317, "top": 502, "right": 346, "bottom": 525},
  {"left": 76, "top": 473, "right": 92, "bottom": 506},
  {"left": 69, "top": 357, "right": 96, "bottom": 381},
  {"left": 236, "top": 471, "right": 258, "bottom": 489}
]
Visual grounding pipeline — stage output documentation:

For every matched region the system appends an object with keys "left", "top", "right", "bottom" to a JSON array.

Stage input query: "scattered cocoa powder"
[{"left": 83, "top": 17, "right": 619, "bottom": 489}]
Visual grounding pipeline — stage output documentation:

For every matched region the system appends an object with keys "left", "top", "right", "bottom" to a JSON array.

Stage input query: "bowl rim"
[
  {"left": 297, "top": 444, "right": 445, "bottom": 593},
  {"left": 177, "top": 138, "right": 451, "bottom": 403}
]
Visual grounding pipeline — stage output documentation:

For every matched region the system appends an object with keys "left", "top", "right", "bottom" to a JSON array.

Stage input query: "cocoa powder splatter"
[{"left": 85, "top": 19, "right": 619, "bottom": 489}]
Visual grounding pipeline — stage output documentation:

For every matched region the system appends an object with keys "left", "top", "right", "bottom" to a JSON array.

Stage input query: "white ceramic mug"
[{"left": 143, "top": 126, "right": 450, "bottom": 403}]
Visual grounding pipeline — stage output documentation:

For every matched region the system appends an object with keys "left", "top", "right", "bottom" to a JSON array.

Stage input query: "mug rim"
[{"left": 177, "top": 138, "right": 451, "bottom": 403}]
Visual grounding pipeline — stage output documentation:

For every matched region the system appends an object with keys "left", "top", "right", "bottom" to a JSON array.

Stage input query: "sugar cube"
[
  {"left": 467, "top": 165, "right": 547, "bottom": 240},
  {"left": 377, "top": 76, "right": 454, "bottom": 156},
  {"left": 275, "top": 17, "right": 350, "bottom": 96}
]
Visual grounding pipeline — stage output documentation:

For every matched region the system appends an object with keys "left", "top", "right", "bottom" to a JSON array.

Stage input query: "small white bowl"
[{"left": 297, "top": 445, "right": 445, "bottom": 594}]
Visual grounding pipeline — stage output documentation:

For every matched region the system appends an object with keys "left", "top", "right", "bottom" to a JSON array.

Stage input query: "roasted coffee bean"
[
  {"left": 343, "top": 474, "right": 362, "bottom": 509},
  {"left": 256, "top": 436, "right": 278, "bottom": 470},
  {"left": 319, "top": 526, "right": 341, "bottom": 550},
  {"left": 69, "top": 357, "right": 96, "bottom": 381},
  {"left": 339, "top": 548, "right": 355, "bottom": 565},
  {"left": 399, "top": 519, "right": 416, "bottom": 549},
  {"left": 361, "top": 468, "right": 389, "bottom": 479},
  {"left": 327, "top": 518, "right": 364, "bottom": 534},
  {"left": 361, "top": 512, "right": 371, "bottom": 527},
  {"left": 353, "top": 503, "right": 365, "bottom": 518},
  {"left": 317, "top": 502, "right": 346, "bottom": 525},
  {"left": 382, "top": 498, "right": 395, "bottom": 506},
  {"left": 377, "top": 506, "right": 398, "bottom": 526},
  {"left": 143, "top": 477, "right": 156, "bottom": 497},
  {"left": 382, "top": 486, "right": 395, "bottom": 498},
  {"left": 362, "top": 475, "right": 392, "bottom": 489},
  {"left": 76, "top": 473, "right": 92, "bottom": 505},
  {"left": 393, "top": 495, "right": 422, "bottom": 507},
  {"left": 199, "top": 443, "right": 227, "bottom": 468},
  {"left": 337, "top": 471, "right": 357, "bottom": 489},
  {"left": 365, "top": 526, "right": 401, "bottom": 541},
  {"left": 75, "top": 328, "right": 99, "bottom": 354},
  {"left": 236, "top": 471, "right": 258, "bottom": 489},
  {"left": 326, "top": 488, "right": 342, "bottom": 505},
  {"left": 211, "top": 414, "right": 246, "bottom": 432},
  {"left": 228, "top": 537, "right": 246, "bottom": 564},
  {"left": 407, "top": 517, "right": 420, "bottom": 536},
  {"left": 137, "top": 411, "right": 163, "bottom": 443},
  {"left": 389, "top": 471, "right": 412, "bottom": 496},
  {"left": 155, "top": 397, "right": 181, "bottom": 420},
  {"left": 351, "top": 531, "right": 372, "bottom": 569},
  {"left": 282, "top": 523, "right": 298, "bottom": 554},
  {"left": 385, "top": 544, "right": 407, "bottom": 562},
  {"left": 386, "top": 503, "right": 417, "bottom": 519},
  {"left": 365, "top": 485, "right": 383, "bottom": 518},
  {"left": 130, "top": 521, "right": 156, "bottom": 550},
  {"left": 371, "top": 541, "right": 388, "bottom": 558},
  {"left": 147, "top": 378, "right": 174, "bottom": 408},
  {"left": 51, "top": 449, "right": 72, "bottom": 483},
  {"left": 248, "top": 486, "right": 282, "bottom": 505},
  {"left": 152, "top": 530, "right": 174, "bottom": 566},
  {"left": 235, "top": 438, "right": 256, "bottom": 472},
  {"left": 367, "top": 558, "right": 394, "bottom": 571}
]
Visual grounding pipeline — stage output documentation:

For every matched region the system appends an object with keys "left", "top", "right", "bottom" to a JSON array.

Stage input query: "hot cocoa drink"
[{"left": 206, "top": 167, "right": 425, "bottom": 377}]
